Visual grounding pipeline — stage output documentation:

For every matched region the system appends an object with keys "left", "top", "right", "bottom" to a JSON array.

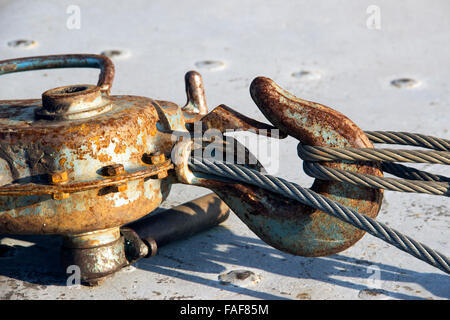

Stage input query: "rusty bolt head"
[
  {"left": 151, "top": 152, "right": 166, "bottom": 164},
  {"left": 143, "top": 151, "right": 168, "bottom": 179},
  {"left": 53, "top": 192, "right": 70, "bottom": 200},
  {"left": 143, "top": 152, "right": 166, "bottom": 165},
  {"left": 142, "top": 154, "right": 151, "bottom": 164},
  {"left": 102, "top": 164, "right": 125, "bottom": 176},
  {"left": 157, "top": 171, "right": 168, "bottom": 179},
  {"left": 50, "top": 170, "right": 68, "bottom": 185},
  {"left": 115, "top": 183, "right": 128, "bottom": 193}
]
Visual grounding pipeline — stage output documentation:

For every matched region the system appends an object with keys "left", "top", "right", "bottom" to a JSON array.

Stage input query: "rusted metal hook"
[
  {"left": 247, "top": 77, "right": 383, "bottom": 255},
  {"left": 181, "top": 76, "right": 383, "bottom": 257}
]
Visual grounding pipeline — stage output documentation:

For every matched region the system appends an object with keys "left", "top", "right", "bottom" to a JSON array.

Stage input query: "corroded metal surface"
[
  {"left": 0, "top": 54, "right": 236, "bottom": 284},
  {"left": 0, "top": 52, "right": 383, "bottom": 283},
  {"left": 178, "top": 77, "right": 384, "bottom": 257},
  {"left": 0, "top": 0, "right": 446, "bottom": 299},
  {"left": 38, "top": 84, "right": 112, "bottom": 120},
  {"left": 183, "top": 71, "right": 208, "bottom": 115},
  {"left": 61, "top": 227, "right": 128, "bottom": 285},
  {"left": 0, "top": 159, "right": 173, "bottom": 196},
  {"left": 199, "top": 104, "right": 287, "bottom": 138},
  {"left": 63, "top": 227, "right": 121, "bottom": 249},
  {"left": 241, "top": 77, "right": 383, "bottom": 255},
  {"left": 0, "top": 54, "right": 177, "bottom": 235},
  {"left": 0, "top": 95, "right": 174, "bottom": 234}
]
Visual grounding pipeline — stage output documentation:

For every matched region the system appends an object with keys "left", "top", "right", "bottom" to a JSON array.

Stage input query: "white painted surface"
[{"left": 0, "top": 0, "right": 448, "bottom": 300}]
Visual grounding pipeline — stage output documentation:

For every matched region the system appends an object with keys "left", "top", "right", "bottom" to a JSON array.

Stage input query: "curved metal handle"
[{"left": 0, "top": 54, "right": 115, "bottom": 94}]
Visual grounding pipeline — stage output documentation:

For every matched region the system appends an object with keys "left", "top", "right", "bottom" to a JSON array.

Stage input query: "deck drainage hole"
[
  {"left": 194, "top": 60, "right": 226, "bottom": 71},
  {"left": 0, "top": 244, "right": 15, "bottom": 258},
  {"left": 7, "top": 39, "right": 37, "bottom": 49},
  {"left": 100, "top": 50, "right": 130, "bottom": 59},
  {"left": 391, "top": 78, "right": 420, "bottom": 88},
  {"left": 291, "top": 70, "right": 321, "bottom": 80}
]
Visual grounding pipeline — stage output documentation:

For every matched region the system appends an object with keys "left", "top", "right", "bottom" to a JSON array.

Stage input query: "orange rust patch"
[
  {"left": 59, "top": 158, "right": 67, "bottom": 167},
  {"left": 97, "top": 153, "right": 112, "bottom": 162},
  {"left": 114, "top": 142, "right": 127, "bottom": 154}
]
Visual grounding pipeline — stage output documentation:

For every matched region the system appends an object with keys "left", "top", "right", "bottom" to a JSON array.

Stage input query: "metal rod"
[{"left": 126, "top": 193, "right": 230, "bottom": 256}]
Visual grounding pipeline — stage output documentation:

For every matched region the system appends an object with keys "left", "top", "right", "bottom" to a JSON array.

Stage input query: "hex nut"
[
  {"left": 143, "top": 152, "right": 166, "bottom": 165},
  {"left": 50, "top": 170, "right": 69, "bottom": 184},
  {"left": 50, "top": 170, "right": 70, "bottom": 199},
  {"left": 115, "top": 183, "right": 128, "bottom": 192},
  {"left": 53, "top": 192, "right": 70, "bottom": 200},
  {"left": 157, "top": 171, "right": 168, "bottom": 179},
  {"left": 102, "top": 164, "right": 125, "bottom": 176},
  {"left": 151, "top": 152, "right": 166, "bottom": 164}
]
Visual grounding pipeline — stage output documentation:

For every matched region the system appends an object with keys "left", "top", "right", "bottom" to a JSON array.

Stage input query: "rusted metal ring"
[
  {"left": 172, "top": 138, "right": 196, "bottom": 184},
  {"left": 143, "top": 237, "right": 158, "bottom": 257},
  {"left": 121, "top": 227, "right": 150, "bottom": 262},
  {"left": 63, "top": 227, "right": 121, "bottom": 249}
]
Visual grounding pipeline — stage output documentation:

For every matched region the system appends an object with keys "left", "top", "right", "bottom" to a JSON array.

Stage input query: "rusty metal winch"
[{"left": 0, "top": 54, "right": 384, "bottom": 284}]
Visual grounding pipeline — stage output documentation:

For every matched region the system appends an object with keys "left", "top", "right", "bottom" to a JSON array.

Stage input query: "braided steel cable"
[
  {"left": 381, "top": 162, "right": 450, "bottom": 183},
  {"left": 298, "top": 144, "right": 450, "bottom": 164},
  {"left": 364, "top": 131, "right": 450, "bottom": 151},
  {"left": 302, "top": 162, "right": 450, "bottom": 196},
  {"left": 189, "top": 157, "right": 450, "bottom": 274},
  {"left": 296, "top": 131, "right": 450, "bottom": 196}
]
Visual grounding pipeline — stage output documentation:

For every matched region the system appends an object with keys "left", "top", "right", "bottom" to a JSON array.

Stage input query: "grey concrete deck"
[{"left": 0, "top": 0, "right": 448, "bottom": 300}]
